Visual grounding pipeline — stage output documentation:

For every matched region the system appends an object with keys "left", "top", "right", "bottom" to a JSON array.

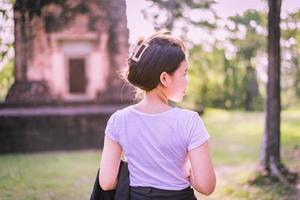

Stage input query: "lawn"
[
  {"left": 199, "top": 107, "right": 300, "bottom": 200},
  {"left": 0, "top": 107, "right": 299, "bottom": 200}
]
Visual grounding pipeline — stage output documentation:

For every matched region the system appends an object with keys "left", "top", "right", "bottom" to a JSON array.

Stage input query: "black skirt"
[{"left": 130, "top": 185, "right": 197, "bottom": 200}]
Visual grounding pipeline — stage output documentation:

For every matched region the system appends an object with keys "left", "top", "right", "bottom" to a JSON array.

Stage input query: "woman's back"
[{"left": 105, "top": 105, "right": 209, "bottom": 191}]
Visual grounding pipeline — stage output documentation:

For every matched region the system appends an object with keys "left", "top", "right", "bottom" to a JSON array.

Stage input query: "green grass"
[
  {"left": 0, "top": 106, "right": 299, "bottom": 200},
  {"left": 0, "top": 151, "right": 100, "bottom": 200},
  {"left": 204, "top": 109, "right": 264, "bottom": 166}
]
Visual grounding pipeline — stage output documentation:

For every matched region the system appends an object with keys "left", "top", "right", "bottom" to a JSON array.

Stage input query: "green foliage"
[
  {"left": 0, "top": 1, "right": 13, "bottom": 63},
  {"left": 228, "top": 10, "right": 267, "bottom": 62},
  {"left": 183, "top": 44, "right": 264, "bottom": 110},
  {"left": 0, "top": 60, "right": 14, "bottom": 102},
  {"left": 281, "top": 10, "right": 300, "bottom": 99},
  {"left": 228, "top": 9, "right": 267, "bottom": 29},
  {"left": 143, "top": 0, "right": 217, "bottom": 32}
]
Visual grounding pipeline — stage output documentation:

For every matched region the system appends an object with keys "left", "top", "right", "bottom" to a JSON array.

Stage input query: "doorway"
[{"left": 68, "top": 58, "right": 87, "bottom": 94}]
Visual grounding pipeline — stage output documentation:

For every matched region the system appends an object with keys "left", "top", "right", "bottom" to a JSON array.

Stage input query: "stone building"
[
  {"left": 6, "top": 0, "right": 132, "bottom": 104},
  {"left": 0, "top": 0, "right": 133, "bottom": 153}
]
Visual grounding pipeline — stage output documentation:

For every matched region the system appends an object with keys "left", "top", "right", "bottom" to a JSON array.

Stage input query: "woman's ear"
[{"left": 160, "top": 72, "right": 171, "bottom": 88}]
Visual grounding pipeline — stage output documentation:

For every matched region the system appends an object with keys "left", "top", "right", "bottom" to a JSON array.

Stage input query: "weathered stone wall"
[{"left": 0, "top": 105, "right": 127, "bottom": 153}]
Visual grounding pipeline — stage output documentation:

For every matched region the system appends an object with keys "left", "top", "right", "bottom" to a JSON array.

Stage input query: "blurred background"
[{"left": 0, "top": 0, "right": 299, "bottom": 199}]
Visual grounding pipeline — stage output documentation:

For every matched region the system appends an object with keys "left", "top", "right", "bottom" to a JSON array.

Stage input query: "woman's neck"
[
  {"left": 145, "top": 87, "right": 168, "bottom": 104},
  {"left": 134, "top": 87, "right": 172, "bottom": 113}
]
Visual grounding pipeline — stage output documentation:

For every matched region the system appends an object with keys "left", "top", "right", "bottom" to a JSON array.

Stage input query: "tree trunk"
[
  {"left": 260, "top": 0, "right": 282, "bottom": 169},
  {"left": 259, "top": 0, "right": 297, "bottom": 185}
]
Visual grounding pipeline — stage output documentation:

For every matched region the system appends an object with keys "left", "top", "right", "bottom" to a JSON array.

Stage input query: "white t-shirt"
[{"left": 105, "top": 105, "right": 210, "bottom": 190}]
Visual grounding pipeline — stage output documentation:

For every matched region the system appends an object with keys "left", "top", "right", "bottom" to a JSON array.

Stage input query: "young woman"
[{"left": 99, "top": 31, "right": 216, "bottom": 199}]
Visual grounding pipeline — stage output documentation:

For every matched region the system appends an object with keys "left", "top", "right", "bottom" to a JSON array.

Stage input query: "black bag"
[{"left": 90, "top": 160, "right": 130, "bottom": 200}]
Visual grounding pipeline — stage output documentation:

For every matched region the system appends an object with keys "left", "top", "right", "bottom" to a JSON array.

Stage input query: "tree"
[
  {"left": 258, "top": 0, "right": 297, "bottom": 184},
  {"left": 143, "top": 0, "right": 217, "bottom": 41},
  {"left": 227, "top": 10, "right": 267, "bottom": 110}
]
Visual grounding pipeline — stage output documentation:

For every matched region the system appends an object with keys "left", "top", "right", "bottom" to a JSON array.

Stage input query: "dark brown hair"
[{"left": 121, "top": 31, "right": 188, "bottom": 94}]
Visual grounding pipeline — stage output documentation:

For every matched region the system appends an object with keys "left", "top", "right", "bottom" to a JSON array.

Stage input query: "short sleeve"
[
  {"left": 186, "top": 113, "right": 210, "bottom": 151},
  {"left": 104, "top": 111, "right": 119, "bottom": 143}
]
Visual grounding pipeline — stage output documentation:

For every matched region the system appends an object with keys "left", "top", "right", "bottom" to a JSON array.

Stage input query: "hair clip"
[
  {"left": 131, "top": 43, "right": 150, "bottom": 62},
  {"left": 129, "top": 30, "right": 170, "bottom": 62}
]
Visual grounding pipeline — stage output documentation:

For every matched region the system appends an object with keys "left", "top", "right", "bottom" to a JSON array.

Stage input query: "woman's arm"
[
  {"left": 99, "top": 136, "right": 122, "bottom": 191},
  {"left": 188, "top": 141, "right": 216, "bottom": 195}
]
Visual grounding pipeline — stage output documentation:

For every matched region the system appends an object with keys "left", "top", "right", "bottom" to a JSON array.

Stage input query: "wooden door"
[{"left": 68, "top": 58, "right": 86, "bottom": 94}]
